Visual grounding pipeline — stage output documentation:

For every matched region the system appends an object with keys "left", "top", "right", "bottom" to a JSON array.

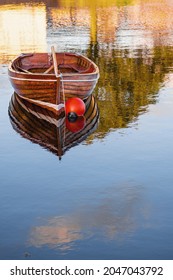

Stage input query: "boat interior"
[{"left": 11, "top": 53, "right": 96, "bottom": 75}]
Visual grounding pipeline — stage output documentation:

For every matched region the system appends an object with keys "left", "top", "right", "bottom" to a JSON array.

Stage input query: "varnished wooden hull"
[
  {"left": 8, "top": 93, "right": 99, "bottom": 159},
  {"left": 8, "top": 52, "right": 99, "bottom": 103}
]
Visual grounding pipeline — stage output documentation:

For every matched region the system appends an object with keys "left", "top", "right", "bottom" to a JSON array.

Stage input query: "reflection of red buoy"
[
  {"left": 65, "top": 97, "right": 86, "bottom": 117},
  {"left": 66, "top": 115, "right": 86, "bottom": 133}
]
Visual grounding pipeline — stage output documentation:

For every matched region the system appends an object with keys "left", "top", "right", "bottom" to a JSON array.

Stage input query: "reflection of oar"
[
  {"left": 51, "top": 46, "right": 60, "bottom": 105},
  {"left": 57, "top": 125, "right": 64, "bottom": 161}
]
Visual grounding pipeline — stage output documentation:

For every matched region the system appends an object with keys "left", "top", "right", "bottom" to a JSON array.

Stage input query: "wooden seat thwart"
[
  {"left": 43, "top": 65, "right": 54, "bottom": 74},
  {"left": 43, "top": 63, "right": 91, "bottom": 74},
  {"left": 59, "top": 63, "right": 92, "bottom": 73}
]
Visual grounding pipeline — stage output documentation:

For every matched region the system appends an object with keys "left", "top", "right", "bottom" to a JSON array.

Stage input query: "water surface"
[{"left": 0, "top": 0, "right": 173, "bottom": 260}]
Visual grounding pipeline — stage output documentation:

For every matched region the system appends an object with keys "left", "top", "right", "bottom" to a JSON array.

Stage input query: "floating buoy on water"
[
  {"left": 65, "top": 97, "right": 86, "bottom": 118},
  {"left": 66, "top": 115, "right": 86, "bottom": 133},
  {"left": 65, "top": 98, "right": 86, "bottom": 132}
]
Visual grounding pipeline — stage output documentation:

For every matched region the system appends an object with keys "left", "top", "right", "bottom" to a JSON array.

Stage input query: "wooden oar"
[
  {"left": 51, "top": 46, "right": 59, "bottom": 77},
  {"left": 51, "top": 46, "right": 60, "bottom": 105}
]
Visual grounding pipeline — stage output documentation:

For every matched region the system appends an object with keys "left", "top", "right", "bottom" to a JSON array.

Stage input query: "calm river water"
[{"left": 0, "top": 0, "right": 173, "bottom": 260}]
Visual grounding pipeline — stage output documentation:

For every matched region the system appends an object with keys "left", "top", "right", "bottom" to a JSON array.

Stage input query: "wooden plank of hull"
[
  {"left": 9, "top": 77, "right": 57, "bottom": 103},
  {"left": 63, "top": 83, "right": 96, "bottom": 93},
  {"left": 61, "top": 79, "right": 97, "bottom": 100},
  {"left": 63, "top": 81, "right": 96, "bottom": 90},
  {"left": 9, "top": 77, "right": 97, "bottom": 102}
]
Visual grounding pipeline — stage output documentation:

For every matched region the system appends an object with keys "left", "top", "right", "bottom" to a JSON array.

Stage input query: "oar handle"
[
  {"left": 51, "top": 46, "right": 61, "bottom": 104},
  {"left": 51, "top": 46, "right": 59, "bottom": 77}
]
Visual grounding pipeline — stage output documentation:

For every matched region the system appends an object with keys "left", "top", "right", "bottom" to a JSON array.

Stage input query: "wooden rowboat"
[
  {"left": 8, "top": 93, "right": 99, "bottom": 159},
  {"left": 8, "top": 47, "right": 99, "bottom": 105}
]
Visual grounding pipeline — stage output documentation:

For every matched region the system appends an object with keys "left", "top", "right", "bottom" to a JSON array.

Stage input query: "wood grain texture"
[
  {"left": 8, "top": 93, "right": 99, "bottom": 159},
  {"left": 8, "top": 52, "right": 99, "bottom": 103}
]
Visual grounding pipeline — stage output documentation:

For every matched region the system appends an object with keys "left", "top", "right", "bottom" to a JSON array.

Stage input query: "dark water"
[{"left": 0, "top": 0, "right": 173, "bottom": 260}]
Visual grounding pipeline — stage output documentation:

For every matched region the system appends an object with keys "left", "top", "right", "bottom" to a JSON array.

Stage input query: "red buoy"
[
  {"left": 65, "top": 97, "right": 86, "bottom": 117},
  {"left": 66, "top": 116, "right": 86, "bottom": 133}
]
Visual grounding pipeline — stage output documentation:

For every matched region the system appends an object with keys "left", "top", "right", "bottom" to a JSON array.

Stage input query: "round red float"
[
  {"left": 65, "top": 97, "right": 86, "bottom": 117},
  {"left": 66, "top": 116, "right": 86, "bottom": 133}
]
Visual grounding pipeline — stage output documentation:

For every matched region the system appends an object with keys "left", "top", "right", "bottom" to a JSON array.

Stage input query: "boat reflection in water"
[{"left": 8, "top": 93, "right": 99, "bottom": 159}]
